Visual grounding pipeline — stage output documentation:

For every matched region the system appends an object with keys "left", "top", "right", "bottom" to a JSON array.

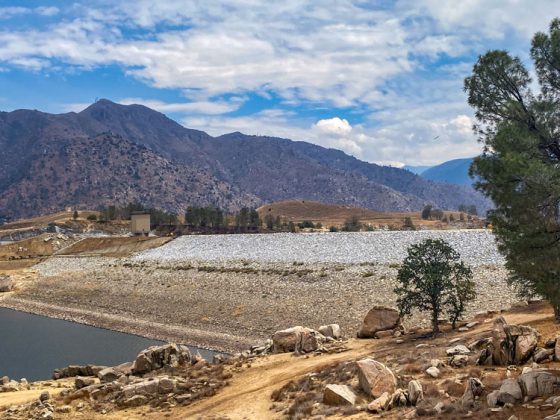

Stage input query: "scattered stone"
[
  {"left": 318, "top": 324, "right": 341, "bottom": 339},
  {"left": 123, "top": 395, "right": 148, "bottom": 407},
  {"left": 323, "top": 384, "right": 357, "bottom": 406},
  {"left": 446, "top": 344, "right": 471, "bottom": 356},
  {"left": 97, "top": 367, "right": 120, "bottom": 383},
  {"left": 534, "top": 348, "right": 555, "bottom": 363},
  {"left": 449, "top": 337, "right": 463, "bottom": 345},
  {"left": 450, "top": 354, "right": 469, "bottom": 368},
  {"left": 555, "top": 337, "right": 560, "bottom": 361},
  {"left": 39, "top": 391, "right": 50, "bottom": 402},
  {"left": 367, "top": 391, "right": 391, "bottom": 413},
  {"left": 356, "top": 359, "right": 397, "bottom": 398},
  {"left": 466, "top": 321, "right": 479, "bottom": 328},
  {"left": 545, "top": 337, "right": 557, "bottom": 349},
  {"left": 462, "top": 377, "right": 484, "bottom": 408},
  {"left": 75, "top": 376, "right": 95, "bottom": 389},
  {"left": 357, "top": 306, "right": 401, "bottom": 338},
  {"left": 408, "top": 380, "right": 423, "bottom": 406},
  {"left": 425, "top": 367, "right": 440, "bottom": 378}
]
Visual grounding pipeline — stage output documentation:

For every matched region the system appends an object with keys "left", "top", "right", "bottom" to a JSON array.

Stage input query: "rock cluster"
[
  {"left": 319, "top": 358, "right": 424, "bottom": 415},
  {"left": 477, "top": 317, "right": 540, "bottom": 365},
  {"left": 271, "top": 324, "right": 342, "bottom": 354},
  {"left": 0, "top": 376, "right": 30, "bottom": 393},
  {"left": 488, "top": 368, "right": 560, "bottom": 408}
]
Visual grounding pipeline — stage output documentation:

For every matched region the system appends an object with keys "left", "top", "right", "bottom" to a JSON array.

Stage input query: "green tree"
[
  {"left": 73, "top": 210, "right": 79, "bottom": 220},
  {"left": 465, "top": 18, "right": 560, "bottom": 320},
  {"left": 87, "top": 214, "right": 98, "bottom": 221},
  {"left": 421, "top": 205, "right": 432, "bottom": 220},
  {"left": 394, "top": 239, "right": 475, "bottom": 334}
]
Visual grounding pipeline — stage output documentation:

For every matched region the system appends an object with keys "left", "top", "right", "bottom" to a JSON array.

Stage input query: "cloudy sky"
[{"left": 0, "top": 1, "right": 553, "bottom": 166}]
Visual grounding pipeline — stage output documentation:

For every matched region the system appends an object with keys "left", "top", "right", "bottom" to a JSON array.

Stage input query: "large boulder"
[
  {"left": 356, "top": 359, "right": 397, "bottom": 398},
  {"left": 357, "top": 307, "right": 400, "bottom": 338},
  {"left": 478, "top": 319, "right": 540, "bottom": 365},
  {"left": 131, "top": 344, "right": 192, "bottom": 375},
  {"left": 272, "top": 326, "right": 324, "bottom": 353},
  {"left": 323, "top": 384, "right": 357, "bottom": 406},
  {"left": 518, "top": 370, "right": 559, "bottom": 398},
  {"left": 97, "top": 367, "right": 121, "bottom": 383},
  {"left": 555, "top": 337, "right": 560, "bottom": 361},
  {"left": 497, "top": 378, "right": 523, "bottom": 404},
  {"left": 504, "top": 324, "right": 539, "bottom": 364}
]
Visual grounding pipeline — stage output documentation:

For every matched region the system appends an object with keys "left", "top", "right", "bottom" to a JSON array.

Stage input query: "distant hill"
[
  {"left": 0, "top": 100, "right": 490, "bottom": 218},
  {"left": 402, "top": 165, "right": 432, "bottom": 175},
  {"left": 257, "top": 200, "right": 483, "bottom": 229},
  {"left": 421, "top": 158, "right": 475, "bottom": 187}
]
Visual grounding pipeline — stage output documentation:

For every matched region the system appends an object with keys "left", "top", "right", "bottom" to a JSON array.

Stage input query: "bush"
[
  {"left": 394, "top": 239, "right": 475, "bottom": 334},
  {"left": 87, "top": 214, "right": 98, "bottom": 221},
  {"left": 329, "top": 226, "right": 338, "bottom": 232},
  {"left": 403, "top": 217, "right": 415, "bottom": 230},
  {"left": 342, "top": 215, "right": 361, "bottom": 232}
]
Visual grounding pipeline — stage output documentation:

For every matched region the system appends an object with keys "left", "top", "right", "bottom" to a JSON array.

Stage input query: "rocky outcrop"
[
  {"left": 272, "top": 326, "right": 326, "bottom": 354},
  {"left": 323, "top": 384, "right": 356, "bottom": 406},
  {"left": 131, "top": 343, "right": 192, "bottom": 375},
  {"left": 52, "top": 364, "right": 106, "bottom": 380},
  {"left": 478, "top": 318, "right": 540, "bottom": 365},
  {"left": 356, "top": 359, "right": 397, "bottom": 398},
  {"left": 408, "top": 380, "right": 423, "bottom": 405},
  {"left": 357, "top": 307, "right": 401, "bottom": 338},
  {"left": 488, "top": 369, "right": 560, "bottom": 408}
]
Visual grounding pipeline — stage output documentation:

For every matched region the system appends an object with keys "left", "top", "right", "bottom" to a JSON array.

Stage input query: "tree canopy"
[
  {"left": 465, "top": 18, "right": 560, "bottom": 319},
  {"left": 394, "top": 239, "right": 475, "bottom": 334}
]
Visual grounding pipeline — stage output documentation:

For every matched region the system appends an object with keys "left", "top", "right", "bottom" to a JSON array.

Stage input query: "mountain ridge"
[{"left": 0, "top": 100, "right": 490, "bottom": 218}]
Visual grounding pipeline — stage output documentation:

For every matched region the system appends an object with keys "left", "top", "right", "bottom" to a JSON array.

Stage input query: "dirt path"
[
  {"left": 170, "top": 340, "right": 378, "bottom": 419},
  {"left": 0, "top": 385, "right": 70, "bottom": 410}
]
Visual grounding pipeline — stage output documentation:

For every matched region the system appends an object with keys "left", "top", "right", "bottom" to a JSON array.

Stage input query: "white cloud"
[{"left": 0, "top": 1, "right": 554, "bottom": 166}]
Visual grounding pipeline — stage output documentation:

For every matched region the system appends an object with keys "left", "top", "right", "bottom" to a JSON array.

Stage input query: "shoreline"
[{"left": 0, "top": 297, "right": 249, "bottom": 354}]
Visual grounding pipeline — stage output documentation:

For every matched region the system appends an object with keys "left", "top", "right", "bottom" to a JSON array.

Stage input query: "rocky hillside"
[{"left": 0, "top": 100, "right": 490, "bottom": 218}]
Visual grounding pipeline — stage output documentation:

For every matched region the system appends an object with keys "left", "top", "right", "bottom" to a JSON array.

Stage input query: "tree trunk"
[
  {"left": 554, "top": 304, "right": 560, "bottom": 323},
  {"left": 432, "top": 313, "right": 440, "bottom": 335}
]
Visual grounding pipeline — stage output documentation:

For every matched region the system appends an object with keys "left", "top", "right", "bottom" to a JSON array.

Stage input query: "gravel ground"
[
  {"left": 133, "top": 230, "right": 503, "bottom": 266},
  {"left": 7, "top": 251, "right": 519, "bottom": 353}
]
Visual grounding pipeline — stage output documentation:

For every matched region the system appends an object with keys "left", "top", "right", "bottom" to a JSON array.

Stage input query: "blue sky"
[{"left": 0, "top": 1, "right": 553, "bottom": 165}]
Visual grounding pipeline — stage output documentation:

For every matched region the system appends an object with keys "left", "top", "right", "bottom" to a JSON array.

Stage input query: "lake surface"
[{"left": 0, "top": 308, "right": 217, "bottom": 381}]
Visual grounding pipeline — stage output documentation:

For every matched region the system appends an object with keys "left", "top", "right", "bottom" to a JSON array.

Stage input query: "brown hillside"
[{"left": 257, "top": 200, "right": 479, "bottom": 229}]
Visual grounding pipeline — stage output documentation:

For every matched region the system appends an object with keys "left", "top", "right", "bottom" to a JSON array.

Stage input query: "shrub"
[{"left": 87, "top": 214, "right": 98, "bottom": 221}]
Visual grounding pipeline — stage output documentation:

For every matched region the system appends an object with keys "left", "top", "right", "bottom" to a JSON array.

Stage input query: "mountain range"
[{"left": 0, "top": 99, "right": 490, "bottom": 218}]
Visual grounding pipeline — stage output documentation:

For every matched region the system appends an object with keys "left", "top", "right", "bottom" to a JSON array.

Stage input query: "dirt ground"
[
  {"left": 2, "top": 302, "right": 555, "bottom": 420},
  {"left": 56, "top": 236, "right": 171, "bottom": 257}
]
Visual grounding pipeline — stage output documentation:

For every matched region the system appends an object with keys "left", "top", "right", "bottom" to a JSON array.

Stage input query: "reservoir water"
[{"left": 0, "top": 308, "right": 217, "bottom": 381}]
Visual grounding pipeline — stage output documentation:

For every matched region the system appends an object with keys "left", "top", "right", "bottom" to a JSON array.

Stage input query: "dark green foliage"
[
  {"left": 343, "top": 215, "right": 361, "bottom": 232},
  {"left": 465, "top": 18, "right": 560, "bottom": 319},
  {"left": 86, "top": 214, "right": 98, "bottom": 221},
  {"left": 298, "top": 220, "right": 315, "bottom": 229},
  {"left": 72, "top": 210, "right": 79, "bottom": 220},
  {"left": 458, "top": 204, "right": 478, "bottom": 216},
  {"left": 329, "top": 226, "right": 338, "bottom": 232},
  {"left": 394, "top": 239, "right": 475, "bottom": 334},
  {"left": 185, "top": 206, "right": 224, "bottom": 228},
  {"left": 421, "top": 205, "right": 432, "bottom": 220}
]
